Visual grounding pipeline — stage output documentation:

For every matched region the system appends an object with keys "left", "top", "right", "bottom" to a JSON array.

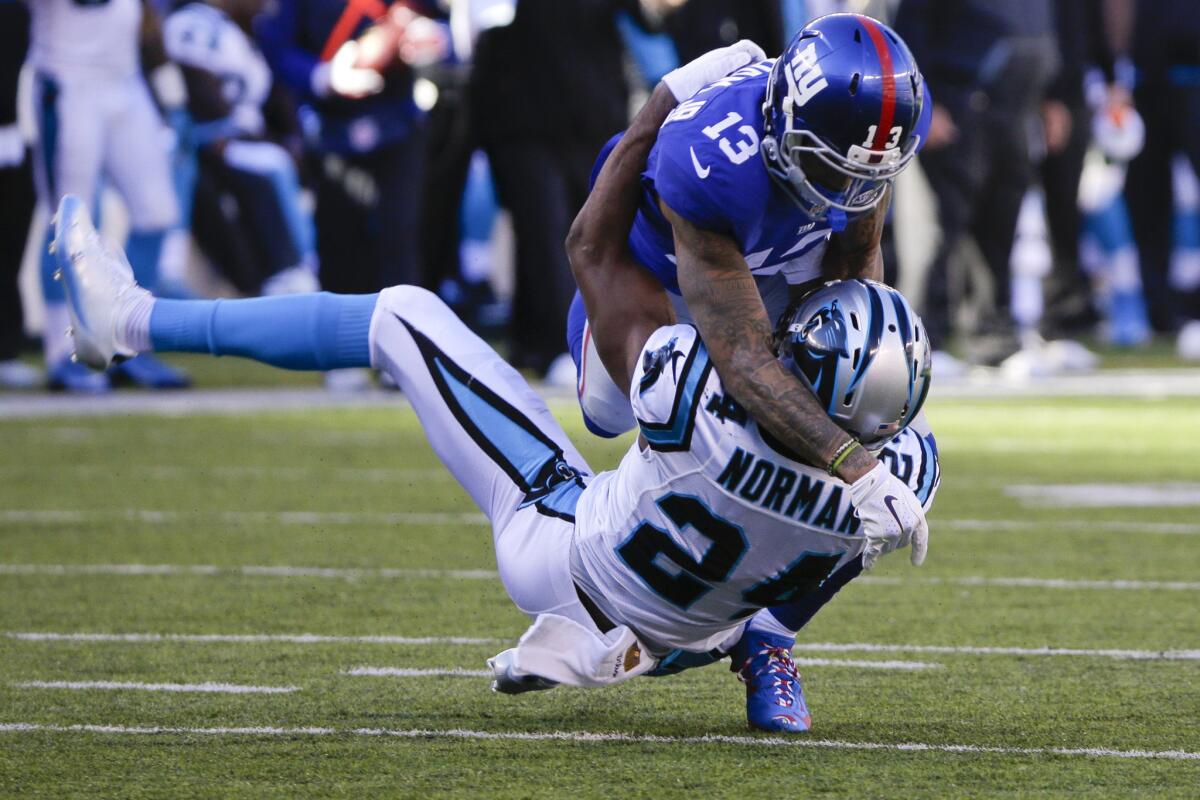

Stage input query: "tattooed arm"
[
  {"left": 821, "top": 187, "right": 890, "bottom": 282},
  {"left": 665, "top": 201, "right": 879, "bottom": 482}
]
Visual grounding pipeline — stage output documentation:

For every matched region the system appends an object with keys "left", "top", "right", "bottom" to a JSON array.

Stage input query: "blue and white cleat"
[
  {"left": 109, "top": 354, "right": 190, "bottom": 390},
  {"left": 52, "top": 195, "right": 150, "bottom": 370},
  {"left": 732, "top": 632, "right": 812, "bottom": 733}
]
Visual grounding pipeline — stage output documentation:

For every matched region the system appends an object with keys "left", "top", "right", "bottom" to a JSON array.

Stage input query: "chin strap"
[{"left": 827, "top": 207, "right": 848, "bottom": 232}]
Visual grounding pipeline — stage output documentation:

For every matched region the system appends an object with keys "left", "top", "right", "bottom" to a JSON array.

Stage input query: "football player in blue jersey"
[{"left": 571, "top": 13, "right": 931, "bottom": 482}]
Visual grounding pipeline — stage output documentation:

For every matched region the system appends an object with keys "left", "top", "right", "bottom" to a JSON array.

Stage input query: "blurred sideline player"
[
  {"left": 163, "top": 0, "right": 320, "bottom": 297},
  {"left": 0, "top": 0, "right": 38, "bottom": 389},
  {"left": 256, "top": 0, "right": 446, "bottom": 390},
  {"left": 51, "top": 47, "right": 938, "bottom": 735},
  {"left": 28, "top": 0, "right": 188, "bottom": 392},
  {"left": 569, "top": 14, "right": 932, "bottom": 531}
]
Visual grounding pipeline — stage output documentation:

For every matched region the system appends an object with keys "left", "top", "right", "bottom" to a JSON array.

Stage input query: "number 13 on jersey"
[{"left": 702, "top": 112, "right": 760, "bottom": 165}]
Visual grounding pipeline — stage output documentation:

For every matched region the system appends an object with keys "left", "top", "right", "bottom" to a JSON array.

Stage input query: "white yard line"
[
  {"left": 7, "top": 632, "right": 1197, "bottom": 661},
  {"left": 0, "top": 465, "right": 445, "bottom": 482},
  {"left": 0, "top": 388, "right": 409, "bottom": 419},
  {"left": 0, "top": 564, "right": 498, "bottom": 580},
  {"left": 937, "top": 518, "right": 1200, "bottom": 535},
  {"left": 792, "top": 658, "right": 941, "bottom": 670},
  {"left": 0, "top": 510, "right": 489, "bottom": 526},
  {"left": 343, "top": 659, "right": 942, "bottom": 676},
  {"left": 1006, "top": 483, "right": 1200, "bottom": 508},
  {"left": 4, "top": 632, "right": 503, "bottom": 645},
  {"left": 792, "top": 643, "right": 1200, "bottom": 661},
  {"left": 4, "top": 563, "right": 1199, "bottom": 591},
  {"left": 857, "top": 575, "right": 1200, "bottom": 591},
  {"left": 12, "top": 680, "right": 298, "bottom": 694},
  {"left": 344, "top": 667, "right": 494, "bottom": 678},
  {"left": 0, "top": 722, "right": 1195, "bottom": 761},
  {"left": 5, "top": 510, "right": 1199, "bottom": 535}
]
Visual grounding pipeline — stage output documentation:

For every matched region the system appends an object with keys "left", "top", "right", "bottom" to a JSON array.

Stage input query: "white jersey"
[
  {"left": 572, "top": 324, "right": 939, "bottom": 653},
  {"left": 163, "top": 3, "right": 273, "bottom": 137},
  {"left": 28, "top": 0, "right": 142, "bottom": 79}
]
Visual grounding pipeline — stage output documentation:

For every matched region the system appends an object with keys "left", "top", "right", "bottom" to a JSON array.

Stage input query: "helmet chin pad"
[
  {"left": 776, "top": 161, "right": 871, "bottom": 231},
  {"left": 827, "top": 207, "right": 848, "bottom": 233},
  {"left": 764, "top": 135, "right": 888, "bottom": 226}
]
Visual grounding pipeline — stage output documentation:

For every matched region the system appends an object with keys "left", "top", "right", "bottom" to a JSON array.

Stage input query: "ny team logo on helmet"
[
  {"left": 776, "top": 280, "right": 932, "bottom": 448},
  {"left": 761, "top": 13, "right": 926, "bottom": 224}
]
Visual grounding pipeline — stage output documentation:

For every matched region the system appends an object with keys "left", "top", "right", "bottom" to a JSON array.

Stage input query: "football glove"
[
  {"left": 663, "top": 39, "right": 767, "bottom": 102},
  {"left": 848, "top": 461, "right": 929, "bottom": 569},
  {"left": 327, "top": 41, "right": 385, "bottom": 99}
]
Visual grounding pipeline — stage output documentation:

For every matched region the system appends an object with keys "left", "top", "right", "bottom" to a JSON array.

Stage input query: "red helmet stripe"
[{"left": 861, "top": 17, "right": 897, "bottom": 151}]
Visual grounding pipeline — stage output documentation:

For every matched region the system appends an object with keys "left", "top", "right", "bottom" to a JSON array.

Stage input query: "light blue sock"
[
  {"left": 149, "top": 292, "right": 378, "bottom": 370},
  {"left": 125, "top": 230, "right": 166, "bottom": 289}
]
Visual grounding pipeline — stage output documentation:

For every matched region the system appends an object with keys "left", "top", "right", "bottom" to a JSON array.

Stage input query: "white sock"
[
  {"left": 42, "top": 303, "right": 73, "bottom": 366},
  {"left": 121, "top": 293, "right": 155, "bottom": 353},
  {"left": 746, "top": 608, "right": 797, "bottom": 641}
]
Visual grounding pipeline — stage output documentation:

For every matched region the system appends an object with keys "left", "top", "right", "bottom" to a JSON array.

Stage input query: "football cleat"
[
  {"left": 46, "top": 357, "right": 110, "bottom": 395},
  {"left": 52, "top": 195, "right": 150, "bottom": 370},
  {"left": 108, "top": 354, "right": 191, "bottom": 390},
  {"left": 732, "top": 632, "right": 811, "bottom": 733},
  {"left": 487, "top": 649, "right": 558, "bottom": 695}
]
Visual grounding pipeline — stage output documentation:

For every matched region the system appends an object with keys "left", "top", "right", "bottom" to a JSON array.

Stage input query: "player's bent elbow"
[
  {"left": 566, "top": 208, "right": 623, "bottom": 281},
  {"left": 565, "top": 221, "right": 599, "bottom": 282}
]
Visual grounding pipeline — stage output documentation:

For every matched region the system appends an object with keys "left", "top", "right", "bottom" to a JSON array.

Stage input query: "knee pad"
[{"left": 379, "top": 284, "right": 444, "bottom": 316}]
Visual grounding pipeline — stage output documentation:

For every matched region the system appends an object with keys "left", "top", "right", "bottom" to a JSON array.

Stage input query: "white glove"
[
  {"left": 662, "top": 39, "right": 767, "bottom": 102},
  {"left": 848, "top": 461, "right": 929, "bottom": 569},
  {"left": 327, "top": 41, "right": 385, "bottom": 99}
]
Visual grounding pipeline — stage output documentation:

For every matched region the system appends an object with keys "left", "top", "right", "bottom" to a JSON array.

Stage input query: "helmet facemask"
[{"left": 760, "top": 35, "right": 924, "bottom": 230}]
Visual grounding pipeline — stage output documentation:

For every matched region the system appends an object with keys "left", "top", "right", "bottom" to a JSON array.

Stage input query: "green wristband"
[{"left": 828, "top": 439, "right": 862, "bottom": 476}]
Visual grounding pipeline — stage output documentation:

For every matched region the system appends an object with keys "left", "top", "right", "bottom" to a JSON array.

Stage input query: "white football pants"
[
  {"left": 369, "top": 286, "right": 601, "bottom": 631},
  {"left": 32, "top": 69, "right": 178, "bottom": 230}
]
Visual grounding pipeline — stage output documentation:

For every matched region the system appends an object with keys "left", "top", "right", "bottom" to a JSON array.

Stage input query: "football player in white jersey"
[
  {"left": 50, "top": 46, "right": 937, "bottom": 734},
  {"left": 28, "top": 0, "right": 187, "bottom": 392}
]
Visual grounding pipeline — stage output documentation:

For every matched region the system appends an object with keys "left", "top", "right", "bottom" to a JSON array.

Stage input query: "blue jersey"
[
  {"left": 598, "top": 59, "right": 931, "bottom": 299},
  {"left": 629, "top": 61, "right": 833, "bottom": 295}
]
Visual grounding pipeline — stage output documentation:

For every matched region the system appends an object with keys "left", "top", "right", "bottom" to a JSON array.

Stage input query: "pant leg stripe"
[{"left": 397, "top": 315, "right": 585, "bottom": 519}]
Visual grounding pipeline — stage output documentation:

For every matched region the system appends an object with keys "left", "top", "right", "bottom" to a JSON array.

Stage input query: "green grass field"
[{"left": 1, "top": 379, "right": 1199, "bottom": 797}]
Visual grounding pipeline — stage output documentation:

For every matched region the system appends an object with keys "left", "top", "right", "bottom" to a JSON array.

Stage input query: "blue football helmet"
[
  {"left": 761, "top": 13, "right": 927, "bottom": 228},
  {"left": 774, "top": 279, "right": 932, "bottom": 448}
]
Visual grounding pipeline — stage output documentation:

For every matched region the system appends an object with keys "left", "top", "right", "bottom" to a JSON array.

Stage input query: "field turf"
[{"left": 1, "top": 374, "right": 1198, "bottom": 797}]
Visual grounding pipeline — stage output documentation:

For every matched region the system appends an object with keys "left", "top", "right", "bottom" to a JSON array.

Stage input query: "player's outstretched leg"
[
  {"left": 53, "top": 194, "right": 377, "bottom": 374},
  {"left": 55, "top": 193, "right": 596, "bottom": 629}
]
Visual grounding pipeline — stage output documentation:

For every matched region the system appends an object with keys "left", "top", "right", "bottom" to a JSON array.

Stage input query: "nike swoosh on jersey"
[{"left": 689, "top": 147, "right": 711, "bottom": 179}]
